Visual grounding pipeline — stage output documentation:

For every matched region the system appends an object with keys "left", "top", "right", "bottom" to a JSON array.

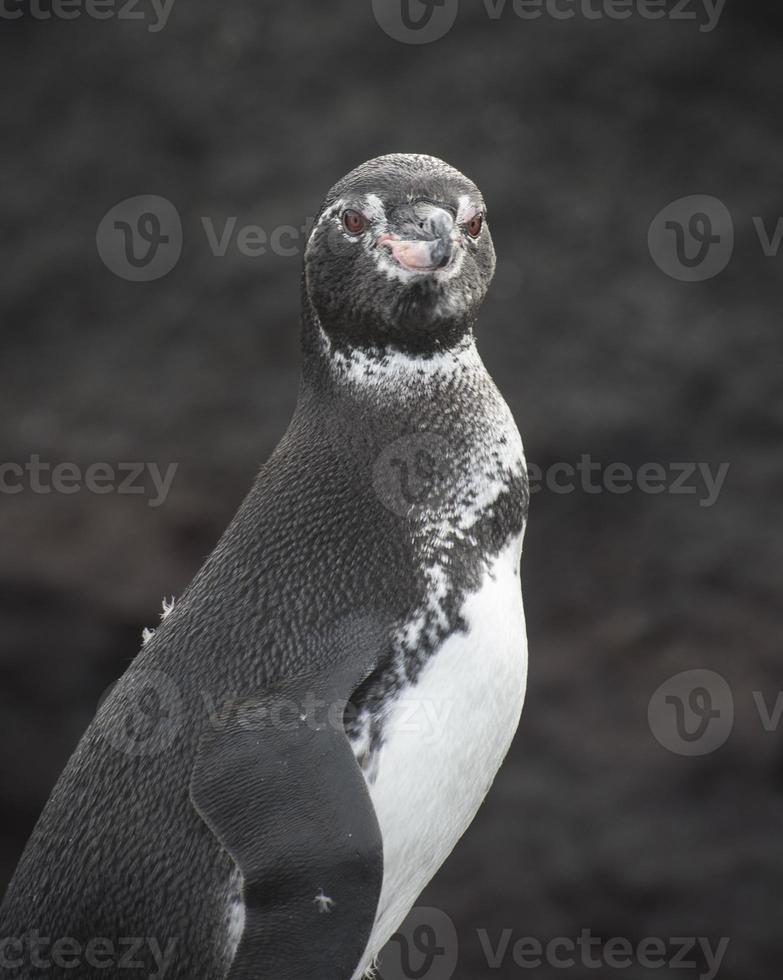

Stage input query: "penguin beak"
[
  {"left": 381, "top": 238, "right": 455, "bottom": 272},
  {"left": 378, "top": 203, "right": 458, "bottom": 273}
]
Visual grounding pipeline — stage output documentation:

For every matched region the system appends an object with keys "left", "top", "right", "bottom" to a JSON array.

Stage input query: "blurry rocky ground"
[{"left": 1, "top": 1, "right": 781, "bottom": 978}]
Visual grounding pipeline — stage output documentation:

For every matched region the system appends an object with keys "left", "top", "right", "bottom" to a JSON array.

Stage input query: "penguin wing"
[{"left": 190, "top": 672, "right": 383, "bottom": 980}]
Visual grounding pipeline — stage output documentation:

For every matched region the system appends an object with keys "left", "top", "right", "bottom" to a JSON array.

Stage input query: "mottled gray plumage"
[{"left": 0, "top": 154, "right": 528, "bottom": 980}]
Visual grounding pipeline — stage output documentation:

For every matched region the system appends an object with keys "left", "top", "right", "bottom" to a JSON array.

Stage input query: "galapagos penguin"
[{"left": 0, "top": 153, "right": 530, "bottom": 980}]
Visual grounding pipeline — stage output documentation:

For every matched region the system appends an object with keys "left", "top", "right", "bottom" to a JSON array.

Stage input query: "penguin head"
[{"left": 304, "top": 154, "right": 496, "bottom": 356}]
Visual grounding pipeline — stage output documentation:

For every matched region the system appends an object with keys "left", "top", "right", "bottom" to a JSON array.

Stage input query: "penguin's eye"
[
  {"left": 466, "top": 214, "right": 484, "bottom": 238},
  {"left": 342, "top": 209, "right": 367, "bottom": 235}
]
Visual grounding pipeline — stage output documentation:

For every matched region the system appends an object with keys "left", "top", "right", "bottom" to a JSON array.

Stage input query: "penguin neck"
[{"left": 299, "top": 288, "right": 479, "bottom": 388}]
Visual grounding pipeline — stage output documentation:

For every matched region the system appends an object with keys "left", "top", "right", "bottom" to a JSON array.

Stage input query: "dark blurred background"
[{"left": 1, "top": 1, "right": 781, "bottom": 977}]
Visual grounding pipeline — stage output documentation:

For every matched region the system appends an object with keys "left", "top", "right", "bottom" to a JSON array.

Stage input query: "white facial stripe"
[
  {"left": 457, "top": 195, "right": 479, "bottom": 224},
  {"left": 311, "top": 194, "right": 391, "bottom": 258},
  {"left": 363, "top": 193, "right": 389, "bottom": 229},
  {"left": 312, "top": 197, "right": 347, "bottom": 235},
  {"left": 315, "top": 193, "right": 481, "bottom": 234}
]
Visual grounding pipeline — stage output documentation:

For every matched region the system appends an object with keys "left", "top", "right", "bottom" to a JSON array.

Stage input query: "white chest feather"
[{"left": 352, "top": 534, "right": 527, "bottom": 977}]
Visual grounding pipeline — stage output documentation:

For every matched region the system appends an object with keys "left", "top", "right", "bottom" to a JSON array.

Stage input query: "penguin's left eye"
[
  {"left": 343, "top": 209, "right": 367, "bottom": 235},
  {"left": 465, "top": 214, "right": 484, "bottom": 238}
]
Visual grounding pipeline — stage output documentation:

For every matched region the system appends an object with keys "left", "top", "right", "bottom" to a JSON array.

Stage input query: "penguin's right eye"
[{"left": 342, "top": 209, "right": 367, "bottom": 235}]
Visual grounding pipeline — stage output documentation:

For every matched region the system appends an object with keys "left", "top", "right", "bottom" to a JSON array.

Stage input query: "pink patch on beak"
[{"left": 383, "top": 239, "right": 440, "bottom": 272}]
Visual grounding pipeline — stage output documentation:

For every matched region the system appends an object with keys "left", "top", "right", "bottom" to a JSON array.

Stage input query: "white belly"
[{"left": 352, "top": 534, "right": 528, "bottom": 977}]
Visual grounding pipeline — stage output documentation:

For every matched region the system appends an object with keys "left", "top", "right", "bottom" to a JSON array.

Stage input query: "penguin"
[{"left": 0, "top": 153, "right": 529, "bottom": 980}]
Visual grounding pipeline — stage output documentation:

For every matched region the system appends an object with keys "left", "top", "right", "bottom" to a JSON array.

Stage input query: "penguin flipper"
[{"left": 190, "top": 690, "right": 383, "bottom": 980}]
